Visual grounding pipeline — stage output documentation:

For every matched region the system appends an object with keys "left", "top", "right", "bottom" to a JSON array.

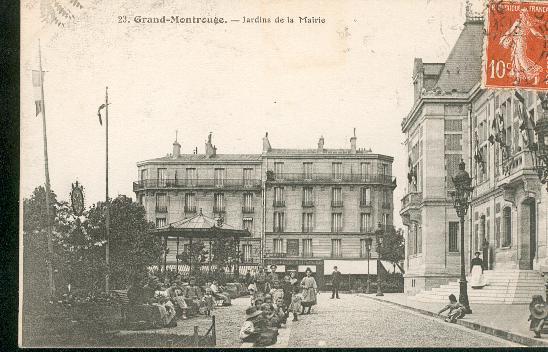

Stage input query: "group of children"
[{"left": 240, "top": 274, "right": 304, "bottom": 346}]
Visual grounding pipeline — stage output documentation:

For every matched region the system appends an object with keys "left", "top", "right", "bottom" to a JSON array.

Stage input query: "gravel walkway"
[{"left": 288, "top": 293, "right": 521, "bottom": 348}]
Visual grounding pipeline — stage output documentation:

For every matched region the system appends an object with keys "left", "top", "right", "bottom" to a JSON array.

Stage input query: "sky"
[{"left": 21, "top": 0, "right": 484, "bottom": 229}]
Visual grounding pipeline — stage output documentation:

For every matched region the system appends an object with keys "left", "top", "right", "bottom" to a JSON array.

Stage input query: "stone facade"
[{"left": 401, "top": 15, "right": 548, "bottom": 297}]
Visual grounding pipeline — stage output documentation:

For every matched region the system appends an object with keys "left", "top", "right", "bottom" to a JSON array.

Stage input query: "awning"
[{"left": 323, "top": 260, "right": 402, "bottom": 275}]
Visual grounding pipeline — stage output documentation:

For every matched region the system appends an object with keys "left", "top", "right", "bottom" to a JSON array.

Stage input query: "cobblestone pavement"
[{"left": 287, "top": 293, "right": 521, "bottom": 348}]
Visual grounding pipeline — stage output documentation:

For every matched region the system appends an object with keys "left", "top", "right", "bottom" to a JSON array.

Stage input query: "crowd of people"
[
  {"left": 239, "top": 265, "right": 319, "bottom": 347},
  {"left": 125, "top": 273, "right": 233, "bottom": 329}
]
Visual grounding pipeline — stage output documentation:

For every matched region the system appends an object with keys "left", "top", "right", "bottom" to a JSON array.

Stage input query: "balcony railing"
[
  {"left": 266, "top": 173, "right": 396, "bottom": 185},
  {"left": 302, "top": 201, "right": 315, "bottom": 207},
  {"left": 156, "top": 206, "right": 168, "bottom": 213},
  {"left": 213, "top": 206, "right": 226, "bottom": 213},
  {"left": 331, "top": 201, "right": 344, "bottom": 207},
  {"left": 401, "top": 191, "right": 423, "bottom": 210},
  {"left": 184, "top": 205, "right": 196, "bottom": 213},
  {"left": 273, "top": 200, "right": 286, "bottom": 207},
  {"left": 242, "top": 206, "right": 255, "bottom": 214},
  {"left": 497, "top": 150, "right": 537, "bottom": 184},
  {"left": 133, "top": 178, "right": 261, "bottom": 191}
]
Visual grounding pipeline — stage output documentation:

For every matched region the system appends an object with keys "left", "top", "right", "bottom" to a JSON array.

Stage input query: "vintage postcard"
[{"left": 19, "top": 0, "right": 548, "bottom": 348}]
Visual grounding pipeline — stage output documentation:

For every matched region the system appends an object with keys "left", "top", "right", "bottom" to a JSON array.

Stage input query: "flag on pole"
[
  {"left": 474, "top": 131, "right": 484, "bottom": 172},
  {"left": 97, "top": 104, "right": 106, "bottom": 125},
  {"left": 32, "top": 70, "right": 43, "bottom": 116}
]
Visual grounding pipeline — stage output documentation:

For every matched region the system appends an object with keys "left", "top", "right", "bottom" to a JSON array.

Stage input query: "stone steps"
[{"left": 410, "top": 270, "right": 545, "bottom": 305}]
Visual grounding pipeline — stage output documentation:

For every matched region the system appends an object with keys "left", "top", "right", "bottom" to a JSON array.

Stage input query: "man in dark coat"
[{"left": 331, "top": 266, "right": 341, "bottom": 299}]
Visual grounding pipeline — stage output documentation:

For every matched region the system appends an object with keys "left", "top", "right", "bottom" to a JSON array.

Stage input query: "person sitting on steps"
[{"left": 438, "top": 294, "right": 466, "bottom": 323}]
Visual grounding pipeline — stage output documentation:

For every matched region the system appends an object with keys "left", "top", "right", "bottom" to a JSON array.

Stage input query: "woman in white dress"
[{"left": 469, "top": 251, "right": 487, "bottom": 289}]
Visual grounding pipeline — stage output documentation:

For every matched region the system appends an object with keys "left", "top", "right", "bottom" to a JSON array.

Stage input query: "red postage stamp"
[{"left": 484, "top": 0, "right": 548, "bottom": 90}]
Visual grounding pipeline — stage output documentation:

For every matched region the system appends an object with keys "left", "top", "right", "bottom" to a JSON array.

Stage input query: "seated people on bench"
[
  {"left": 166, "top": 281, "right": 188, "bottom": 319},
  {"left": 184, "top": 277, "right": 204, "bottom": 315},
  {"left": 150, "top": 294, "right": 177, "bottom": 328},
  {"left": 210, "top": 280, "right": 232, "bottom": 306},
  {"left": 240, "top": 306, "right": 278, "bottom": 347}
]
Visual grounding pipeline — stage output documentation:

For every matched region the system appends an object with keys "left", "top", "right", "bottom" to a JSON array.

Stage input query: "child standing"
[{"left": 288, "top": 286, "right": 302, "bottom": 322}]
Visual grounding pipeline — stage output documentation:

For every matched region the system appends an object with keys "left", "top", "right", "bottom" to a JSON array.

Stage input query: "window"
[
  {"left": 332, "top": 163, "right": 342, "bottom": 180},
  {"left": 156, "top": 193, "right": 167, "bottom": 212},
  {"left": 243, "top": 168, "right": 253, "bottom": 187},
  {"left": 360, "top": 213, "right": 371, "bottom": 232},
  {"left": 243, "top": 218, "right": 253, "bottom": 233},
  {"left": 444, "top": 134, "right": 462, "bottom": 151},
  {"left": 495, "top": 217, "right": 501, "bottom": 248},
  {"left": 303, "top": 162, "right": 313, "bottom": 180},
  {"left": 156, "top": 218, "right": 166, "bottom": 228},
  {"left": 331, "top": 213, "right": 342, "bottom": 232},
  {"left": 274, "top": 162, "right": 284, "bottom": 179},
  {"left": 274, "top": 187, "right": 285, "bottom": 207},
  {"left": 360, "top": 239, "right": 371, "bottom": 258},
  {"left": 139, "top": 194, "right": 145, "bottom": 205},
  {"left": 303, "top": 239, "right": 313, "bottom": 257},
  {"left": 303, "top": 187, "right": 314, "bottom": 207},
  {"left": 332, "top": 188, "right": 343, "bottom": 207},
  {"left": 140, "top": 169, "right": 148, "bottom": 181},
  {"left": 214, "top": 168, "right": 225, "bottom": 187},
  {"left": 331, "top": 239, "right": 342, "bottom": 257},
  {"left": 273, "top": 239, "right": 284, "bottom": 254},
  {"left": 360, "top": 187, "right": 371, "bottom": 206},
  {"left": 184, "top": 193, "right": 195, "bottom": 212},
  {"left": 273, "top": 212, "right": 285, "bottom": 232},
  {"left": 302, "top": 213, "right": 314, "bottom": 232},
  {"left": 242, "top": 244, "right": 253, "bottom": 262},
  {"left": 287, "top": 239, "right": 299, "bottom": 256},
  {"left": 382, "top": 214, "right": 390, "bottom": 227},
  {"left": 503, "top": 207, "right": 512, "bottom": 247},
  {"left": 186, "top": 168, "right": 197, "bottom": 186},
  {"left": 382, "top": 190, "right": 390, "bottom": 208},
  {"left": 243, "top": 193, "right": 254, "bottom": 212},
  {"left": 157, "top": 168, "right": 167, "bottom": 187},
  {"left": 360, "top": 162, "right": 370, "bottom": 180},
  {"left": 214, "top": 193, "right": 225, "bottom": 213},
  {"left": 449, "top": 221, "right": 459, "bottom": 252},
  {"left": 381, "top": 163, "right": 390, "bottom": 176}
]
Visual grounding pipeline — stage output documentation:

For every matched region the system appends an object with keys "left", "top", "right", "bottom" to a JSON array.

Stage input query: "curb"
[{"left": 358, "top": 294, "right": 548, "bottom": 347}]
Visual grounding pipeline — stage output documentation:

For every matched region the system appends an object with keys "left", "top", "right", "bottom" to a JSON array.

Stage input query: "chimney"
[
  {"left": 350, "top": 128, "right": 357, "bottom": 154},
  {"left": 317, "top": 136, "right": 324, "bottom": 153},
  {"left": 172, "top": 130, "right": 181, "bottom": 159},
  {"left": 205, "top": 132, "right": 217, "bottom": 158},
  {"left": 262, "top": 132, "right": 272, "bottom": 153}
]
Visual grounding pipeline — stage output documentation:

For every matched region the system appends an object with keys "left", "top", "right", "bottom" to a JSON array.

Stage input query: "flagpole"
[
  {"left": 105, "top": 86, "right": 110, "bottom": 292},
  {"left": 39, "top": 40, "right": 56, "bottom": 298}
]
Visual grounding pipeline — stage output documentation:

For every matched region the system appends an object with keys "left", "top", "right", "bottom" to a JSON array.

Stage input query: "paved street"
[{"left": 286, "top": 293, "right": 520, "bottom": 348}]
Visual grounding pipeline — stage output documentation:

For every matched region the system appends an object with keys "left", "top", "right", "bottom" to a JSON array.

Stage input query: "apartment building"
[{"left": 134, "top": 132, "right": 396, "bottom": 286}]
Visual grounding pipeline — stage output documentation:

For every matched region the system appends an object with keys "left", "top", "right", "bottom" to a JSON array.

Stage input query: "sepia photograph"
[{"left": 19, "top": 0, "right": 548, "bottom": 348}]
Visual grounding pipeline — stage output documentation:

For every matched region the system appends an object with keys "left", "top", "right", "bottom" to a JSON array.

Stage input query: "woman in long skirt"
[
  {"left": 300, "top": 267, "right": 318, "bottom": 314},
  {"left": 469, "top": 251, "right": 487, "bottom": 289}
]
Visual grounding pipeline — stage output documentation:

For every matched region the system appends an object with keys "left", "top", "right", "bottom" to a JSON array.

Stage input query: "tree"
[
  {"left": 378, "top": 227, "right": 405, "bottom": 271},
  {"left": 176, "top": 241, "right": 208, "bottom": 274},
  {"left": 85, "top": 195, "right": 161, "bottom": 289},
  {"left": 211, "top": 238, "right": 238, "bottom": 270}
]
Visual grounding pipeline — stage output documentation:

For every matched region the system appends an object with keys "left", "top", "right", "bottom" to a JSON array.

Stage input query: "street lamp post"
[
  {"left": 375, "top": 223, "right": 384, "bottom": 297},
  {"left": 365, "top": 237, "right": 373, "bottom": 294},
  {"left": 450, "top": 160, "right": 473, "bottom": 314}
]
